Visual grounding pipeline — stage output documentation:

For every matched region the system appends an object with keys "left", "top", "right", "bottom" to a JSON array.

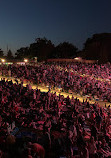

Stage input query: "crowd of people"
[
  {"left": 56, "top": 62, "right": 111, "bottom": 80},
  {"left": 0, "top": 78, "right": 110, "bottom": 158},
  {"left": 0, "top": 63, "right": 111, "bottom": 102}
]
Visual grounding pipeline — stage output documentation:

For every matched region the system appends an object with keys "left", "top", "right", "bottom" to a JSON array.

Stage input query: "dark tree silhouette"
[
  {"left": 15, "top": 47, "right": 29, "bottom": 59},
  {"left": 0, "top": 48, "right": 4, "bottom": 58},
  {"left": 51, "top": 42, "right": 78, "bottom": 58},
  {"left": 34, "top": 37, "right": 55, "bottom": 61},
  {"left": 6, "top": 49, "right": 14, "bottom": 60},
  {"left": 81, "top": 33, "right": 111, "bottom": 63},
  {"left": 15, "top": 37, "right": 55, "bottom": 61}
]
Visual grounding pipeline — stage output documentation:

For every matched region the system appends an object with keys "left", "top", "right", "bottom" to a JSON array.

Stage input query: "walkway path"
[{"left": 0, "top": 76, "right": 111, "bottom": 109}]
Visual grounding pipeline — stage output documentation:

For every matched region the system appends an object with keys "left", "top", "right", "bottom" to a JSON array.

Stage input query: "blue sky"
[{"left": 0, "top": 0, "right": 111, "bottom": 54}]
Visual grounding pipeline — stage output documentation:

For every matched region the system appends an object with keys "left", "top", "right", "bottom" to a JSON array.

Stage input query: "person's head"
[
  {"left": 98, "top": 141, "right": 102, "bottom": 149},
  {"left": 102, "top": 138, "right": 106, "bottom": 145},
  {"left": 27, "top": 142, "right": 32, "bottom": 147}
]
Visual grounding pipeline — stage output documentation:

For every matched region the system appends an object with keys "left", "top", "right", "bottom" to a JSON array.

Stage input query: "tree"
[
  {"left": 15, "top": 37, "right": 55, "bottom": 61},
  {"left": 6, "top": 49, "right": 14, "bottom": 60},
  {"left": 51, "top": 42, "right": 78, "bottom": 58},
  {"left": 15, "top": 47, "right": 29, "bottom": 59},
  {"left": 0, "top": 48, "right": 4, "bottom": 58},
  {"left": 34, "top": 37, "right": 55, "bottom": 61}
]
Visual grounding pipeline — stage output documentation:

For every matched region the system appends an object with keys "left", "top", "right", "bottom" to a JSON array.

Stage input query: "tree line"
[
  {"left": 0, "top": 33, "right": 111, "bottom": 63},
  {"left": 0, "top": 37, "right": 78, "bottom": 61}
]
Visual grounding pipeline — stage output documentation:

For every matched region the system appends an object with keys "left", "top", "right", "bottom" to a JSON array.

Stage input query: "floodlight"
[
  {"left": 1, "top": 59, "right": 5, "bottom": 63},
  {"left": 24, "top": 59, "right": 28, "bottom": 62}
]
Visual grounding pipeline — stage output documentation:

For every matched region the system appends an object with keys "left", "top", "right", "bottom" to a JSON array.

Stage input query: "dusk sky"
[{"left": 0, "top": 0, "right": 111, "bottom": 54}]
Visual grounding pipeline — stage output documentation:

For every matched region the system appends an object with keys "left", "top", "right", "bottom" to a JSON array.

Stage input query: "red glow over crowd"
[{"left": 0, "top": 62, "right": 110, "bottom": 158}]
